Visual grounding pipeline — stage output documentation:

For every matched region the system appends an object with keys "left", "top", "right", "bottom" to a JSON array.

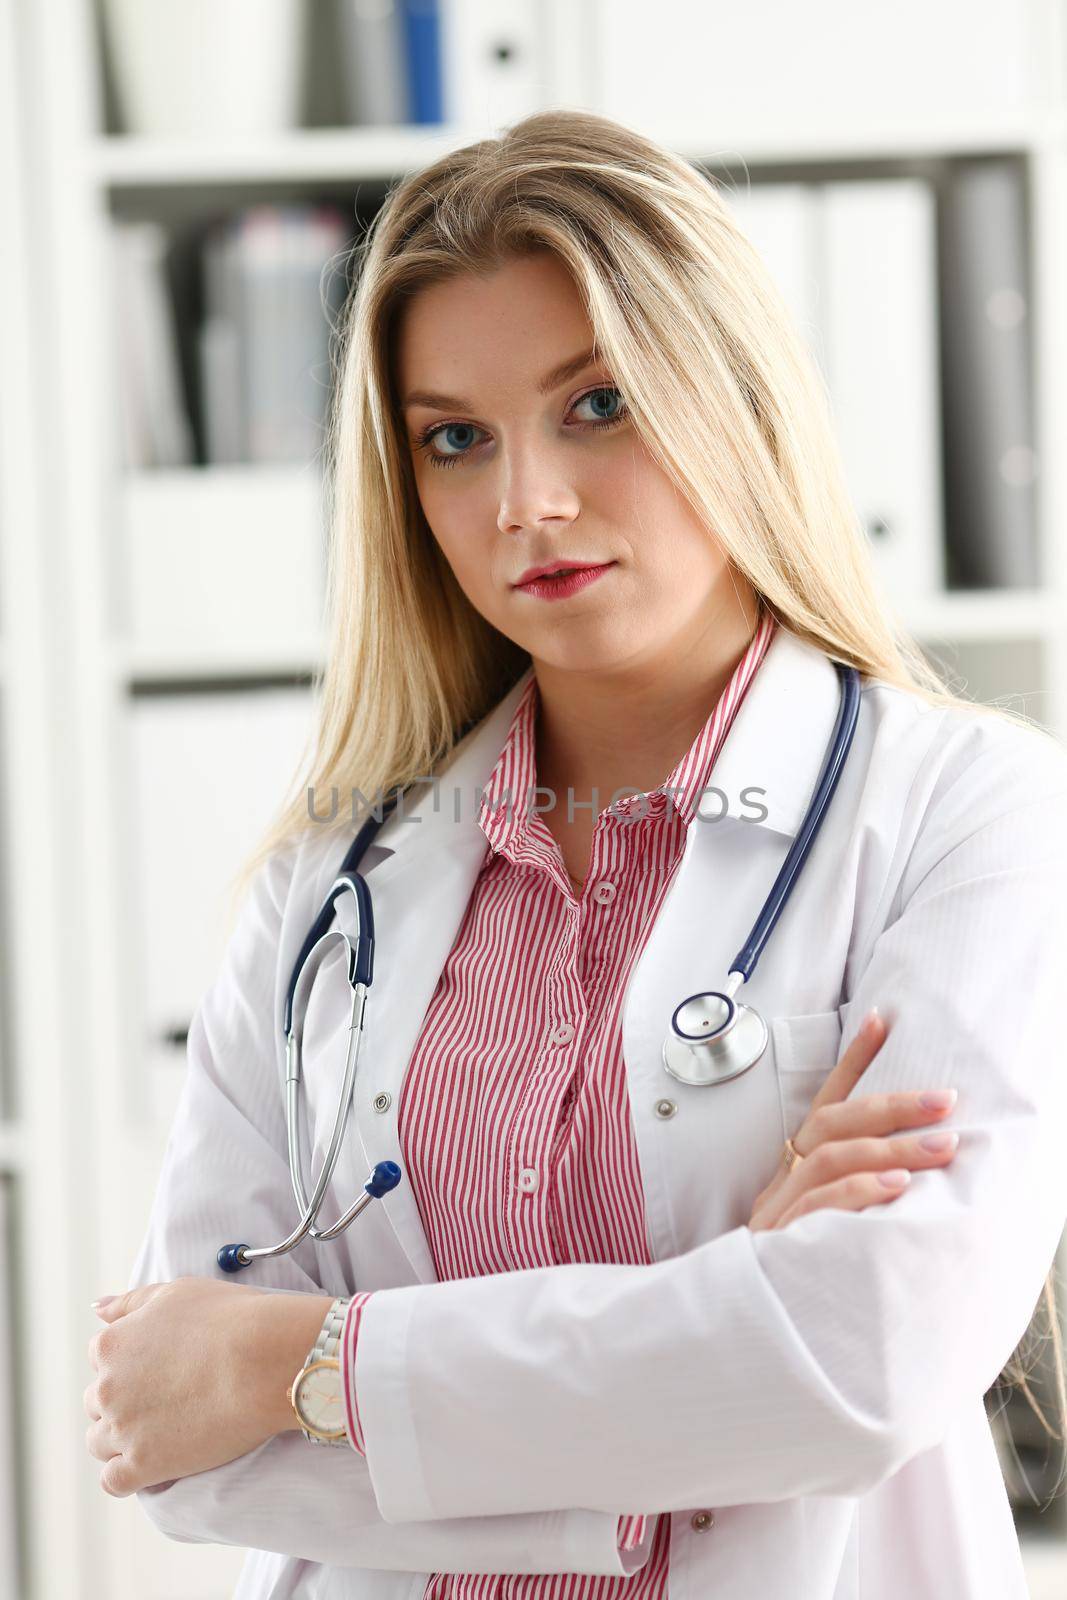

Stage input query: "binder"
[
  {"left": 820, "top": 178, "right": 944, "bottom": 606},
  {"left": 402, "top": 0, "right": 443, "bottom": 124},
  {"left": 200, "top": 206, "right": 350, "bottom": 467},
  {"left": 439, "top": 0, "right": 544, "bottom": 130},
  {"left": 938, "top": 160, "right": 1038, "bottom": 587},
  {"left": 337, "top": 0, "right": 409, "bottom": 125},
  {"left": 111, "top": 222, "right": 194, "bottom": 469},
  {"left": 725, "top": 182, "right": 826, "bottom": 376},
  {"left": 730, "top": 178, "right": 944, "bottom": 609}
]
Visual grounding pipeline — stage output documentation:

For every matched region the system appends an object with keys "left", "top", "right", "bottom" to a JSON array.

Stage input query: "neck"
[{"left": 532, "top": 589, "right": 763, "bottom": 811}]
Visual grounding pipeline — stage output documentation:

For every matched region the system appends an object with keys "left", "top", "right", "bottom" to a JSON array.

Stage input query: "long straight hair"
[{"left": 229, "top": 108, "right": 1064, "bottom": 1478}]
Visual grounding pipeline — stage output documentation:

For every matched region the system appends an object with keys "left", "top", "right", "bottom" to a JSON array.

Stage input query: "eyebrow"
[{"left": 401, "top": 345, "right": 600, "bottom": 413}]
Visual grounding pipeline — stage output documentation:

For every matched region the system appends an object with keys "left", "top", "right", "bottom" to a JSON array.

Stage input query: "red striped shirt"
[{"left": 341, "top": 610, "right": 777, "bottom": 1595}]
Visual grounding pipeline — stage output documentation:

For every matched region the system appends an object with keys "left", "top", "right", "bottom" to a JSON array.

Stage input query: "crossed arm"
[{"left": 90, "top": 742, "right": 1067, "bottom": 1566}]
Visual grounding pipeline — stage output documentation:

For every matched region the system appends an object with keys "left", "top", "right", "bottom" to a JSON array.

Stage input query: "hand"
[
  {"left": 748, "top": 1009, "right": 960, "bottom": 1232},
  {"left": 84, "top": 1277, "right": 333, "bottom": 1497}
]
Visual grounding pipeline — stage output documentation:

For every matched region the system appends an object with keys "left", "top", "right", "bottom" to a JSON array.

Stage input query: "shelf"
[
  {"left": 86, "top": 123, "right": 478, "bottom": 187},
  {"left": 673, "top": 111, "right": 1067, "bottom": 170},
  {"left": 115, "top": 639, "right": 324, "bottom": 686},
  {"left": 101, "top": 593, "right": 1059, "bottom": 689},
  {"left": 83, "top": 108, "right": 1067, "bottom": 190},
  {"left": 905, "top": 589, "right": 1060, "bottom": 642}
]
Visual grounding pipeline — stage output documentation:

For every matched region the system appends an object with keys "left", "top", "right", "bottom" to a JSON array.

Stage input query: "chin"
[{"left": 527, "top": 631, "right": 636, "bottom": 675}]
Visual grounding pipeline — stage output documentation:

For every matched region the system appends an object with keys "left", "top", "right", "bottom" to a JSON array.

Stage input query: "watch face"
[{"left": 293, "top": 1358, "right": 346, "bottom": 1439}]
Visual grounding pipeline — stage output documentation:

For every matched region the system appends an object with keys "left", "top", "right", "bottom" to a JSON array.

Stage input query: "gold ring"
[{"left": 782, "top": 1136, "right": 803, "bottom": 1173}]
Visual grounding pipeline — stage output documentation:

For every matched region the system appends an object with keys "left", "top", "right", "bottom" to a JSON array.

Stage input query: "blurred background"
[{"left": 2, "top": 0, "right": 1067, "bottom": 1594}]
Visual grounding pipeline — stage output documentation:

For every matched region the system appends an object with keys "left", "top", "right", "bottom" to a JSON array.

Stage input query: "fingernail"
[
  {"left": 920, "top": 1130, "right": 959, "bottom": 1152},
  {"left": 90, "top": 1295, "right": 115, "bottom": 1310},
  {"left": 878, "top": 1168, "right": 910, "bottom": 1187},
  {"left": 864, "top": 1006, "right": 881, "bottom": 1035},
  {"left": 919, "top": 1088, "right": 957, "bottom": 1111}
]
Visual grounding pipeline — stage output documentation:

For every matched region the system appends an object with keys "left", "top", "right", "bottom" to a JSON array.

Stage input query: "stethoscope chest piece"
[{"left": 662, "top": 989, "right": 769, "bottom": 1087}]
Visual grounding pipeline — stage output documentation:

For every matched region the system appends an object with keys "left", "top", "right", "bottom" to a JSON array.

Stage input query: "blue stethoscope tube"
[
  {"left": 218, "top": 660, "right": 860, "bottom": 1269},
  {"left": 663, "top": 660, "right": 860, "bottom": 1085}
]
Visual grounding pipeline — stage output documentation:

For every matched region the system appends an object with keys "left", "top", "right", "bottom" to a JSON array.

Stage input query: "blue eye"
[
  {"left": 412, "top": 385, "right": 630, "bottom": 470},
  {"left": 571, "top": 387, "right": 626, "bottom": 425},
  {"left": 419, "top": 420, "right": 482, "bottom": 465}
]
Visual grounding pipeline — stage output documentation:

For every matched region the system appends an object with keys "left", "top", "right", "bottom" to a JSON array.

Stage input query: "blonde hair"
[{"left": 231, "top": 107, "right": 1064, "bottom": 1481}]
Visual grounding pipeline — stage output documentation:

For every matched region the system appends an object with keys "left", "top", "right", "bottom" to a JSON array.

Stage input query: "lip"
[
  {"left": 514, "top": 562, "right": 616, "bottom": 601},
  {"left": 514, "top": 559, "right": 614, "bottom": 588}
]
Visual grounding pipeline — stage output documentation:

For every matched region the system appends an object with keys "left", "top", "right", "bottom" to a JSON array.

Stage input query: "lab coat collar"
[
  {"left": 705, "top": 623, "right": 846, "bottom": 837},
  {"left": 326, "top": 624, "right": 844, "bottom": 1285},
  {"left": 372, "top": 621, "right": 843, "bottom": 861}
]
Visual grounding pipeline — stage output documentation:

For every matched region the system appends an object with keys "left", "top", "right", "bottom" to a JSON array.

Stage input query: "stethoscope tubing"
[
  {"left": 726, "top": 660, "right": 860, "bottom": 983},
  {"left": 218, "top": 658, "right": 861, "bottom": 1268}
]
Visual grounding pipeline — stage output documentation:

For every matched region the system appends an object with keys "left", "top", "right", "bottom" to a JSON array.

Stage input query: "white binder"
[
  {"left": 439, "top": 0, "right": 546, "bottom": 131},
  {"left": 730, "top": 177, "right": 944, "bottom": 610},
  {"left": 819, "top": 178, "right": 944, "bottom": 608}
]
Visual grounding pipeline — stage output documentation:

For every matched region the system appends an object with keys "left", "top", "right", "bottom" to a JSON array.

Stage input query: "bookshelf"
[
  {"left": 5, "top": 0, "right": 1067, "bottom": 1595},
  {"left": 0, "top": 0, "right": 88, "bottom": 1592}
]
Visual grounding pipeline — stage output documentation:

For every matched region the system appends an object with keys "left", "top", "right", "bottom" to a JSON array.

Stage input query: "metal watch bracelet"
[{"left": 300, "top": 1295, "right": 351, "bottom": 1446}]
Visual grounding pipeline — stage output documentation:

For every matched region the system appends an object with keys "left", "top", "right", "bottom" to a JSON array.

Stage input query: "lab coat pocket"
[{"left": 770, "top": 1005, "right": 852, "bottom": 1144}]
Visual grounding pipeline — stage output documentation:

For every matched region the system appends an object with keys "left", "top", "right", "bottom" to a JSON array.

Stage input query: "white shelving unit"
[
  {"left": 0, "top": 0, "right": 89, "bottom": 1593},
  {"left": 5, "top": 0, "right": 1066, "bottom": 1594}
]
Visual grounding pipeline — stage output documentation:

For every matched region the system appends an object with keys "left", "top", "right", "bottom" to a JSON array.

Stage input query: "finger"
[
  {"left": 93, "top": 1282, "right": 167, "bottom": 1323},
  {"left": 83, "top": 1383, "right": 100, "bottom": 1422},
  {"left": 802, "top": 1087, "right": 959, "bottom": 1151},
  {"left": 85, "top": 1417, "right": 120, "bottom": 1465},
  {"left": 776, "top": 1168, "right": 911, "bottom": 1227},
  {"left": 99, "top": 1455, "right": 140, "bottom": 1498},
  {"left": 799, "top": 1129, "right": 960, "bottom": 1188},
  {"left": 811, "top": 1009, "right": 886, "bottom": 1108},
  {"left": 92, "top": 1291, "right": 132, "bottom": 1323}
]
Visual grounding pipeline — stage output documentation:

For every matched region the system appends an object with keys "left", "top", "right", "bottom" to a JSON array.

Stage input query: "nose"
[{"left": 496, "top": 441, "right": 581, "bottom": 536}]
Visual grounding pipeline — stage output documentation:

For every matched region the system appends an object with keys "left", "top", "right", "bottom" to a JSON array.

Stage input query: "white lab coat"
[{"left": 129, "top": 625, "right": 1067, "bottom": 1600}]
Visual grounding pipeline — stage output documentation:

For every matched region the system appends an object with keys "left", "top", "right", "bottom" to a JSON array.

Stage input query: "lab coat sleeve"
[
  {"left": 348, "top": 725, "right": 1067, "bottom": 1523},
  {"left": 127, "top": 842, "right": 652, "bottom": 1576},
  {"left": 341, "top": 1293, "right": 650, "bottom": 1552}
]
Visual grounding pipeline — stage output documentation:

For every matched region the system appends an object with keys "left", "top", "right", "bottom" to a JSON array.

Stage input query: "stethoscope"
[
  {"left": 662, "top": 659, "right": 859, "bottom": 1086},
  {"left": 218, "top": 660, "right": 860, "bottom": 1272}
]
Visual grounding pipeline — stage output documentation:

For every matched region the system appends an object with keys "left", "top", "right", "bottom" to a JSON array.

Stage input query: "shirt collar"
[{"left": 477, "top": 608, "right": 779, "bottom": 859}]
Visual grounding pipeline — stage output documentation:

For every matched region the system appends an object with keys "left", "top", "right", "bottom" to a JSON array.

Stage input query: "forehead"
[{"left": 394, "top": 253, "right": 594, "bottom": 397}]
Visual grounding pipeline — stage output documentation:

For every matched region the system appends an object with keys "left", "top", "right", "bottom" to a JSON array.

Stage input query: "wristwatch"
[{"left": 289, "top": 1295, "right": 351, "bottom": 1445}]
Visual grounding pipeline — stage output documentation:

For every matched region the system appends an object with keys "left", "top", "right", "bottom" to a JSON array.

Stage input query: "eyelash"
[{"left": 411, "top": 385, "right": 630, "bottom": 470}]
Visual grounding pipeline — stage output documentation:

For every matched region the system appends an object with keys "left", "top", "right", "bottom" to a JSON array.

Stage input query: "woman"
[{"left": 85, "top": 110, "right": 1067, "bottom": 1599}]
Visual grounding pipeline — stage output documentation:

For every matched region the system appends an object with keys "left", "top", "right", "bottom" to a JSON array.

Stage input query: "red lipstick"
[{"left": 514, "top": 560, "right": 616, "bottom": 601}]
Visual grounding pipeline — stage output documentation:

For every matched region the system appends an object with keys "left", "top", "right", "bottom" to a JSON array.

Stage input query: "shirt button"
[
  {"left": 690, "top": 1510, "right": 715, "bottom": 1532},
  {"left": 551, "top": 1021, "right": 575, "bottom": 1046},
  {"left": 518, "top": 1167, "right": 539, "bottom": 1192},
  {"left": 591, "top": 881, "right": 616, "bottom": 905},
  {"left": 373, "top": 1092, "right": 392, "bottom": 1113},
  {"left": 654, "top": 1098, "right": 677, "bottom": 1119}
]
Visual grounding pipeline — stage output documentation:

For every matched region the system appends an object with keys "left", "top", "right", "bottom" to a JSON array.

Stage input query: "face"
[{"left": 395, "top": 250, "right": 742, "bottom": 677}]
